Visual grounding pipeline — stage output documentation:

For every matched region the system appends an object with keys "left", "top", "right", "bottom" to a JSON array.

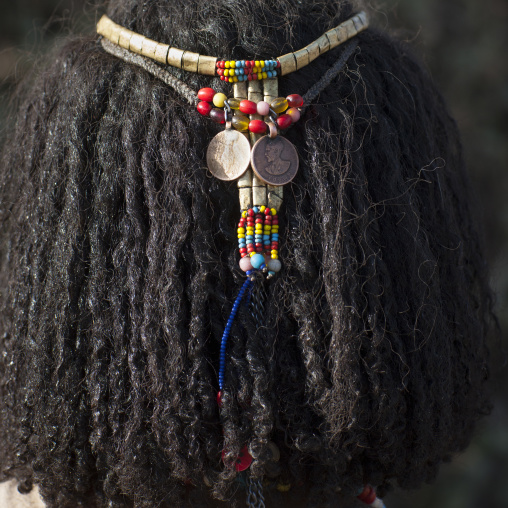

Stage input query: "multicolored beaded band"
[
  {"left": 96, "top": 11, "right": 369, "bottom": 79},
  {"left": 216, "top": 60, "right": 280, "bottom": 82},
  {"left": 196, "top": 87, "right": 303, "bottom": 133}
]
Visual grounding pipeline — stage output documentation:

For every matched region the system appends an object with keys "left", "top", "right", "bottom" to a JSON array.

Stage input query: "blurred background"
[{"left": 0, "top": 1, "right": 506, "bottom": 506}]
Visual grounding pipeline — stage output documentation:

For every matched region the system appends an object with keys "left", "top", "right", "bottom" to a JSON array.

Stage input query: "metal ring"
[{"left": 267, "top": 122, "right": 278, "bottom": 139}]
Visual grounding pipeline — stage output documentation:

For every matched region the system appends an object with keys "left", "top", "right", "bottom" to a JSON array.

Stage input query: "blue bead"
[
  {"left": 251, "top": 253, "right": 265, "bottom": 269},
  {"left": 252, "top": 206, "right": 259, "bottom": 213},
  {"left": 236, "top": 61, "right": 241, "bottom": 68},
  {"left": 241, "top": 60, "right": 245, "bottom": 67}
]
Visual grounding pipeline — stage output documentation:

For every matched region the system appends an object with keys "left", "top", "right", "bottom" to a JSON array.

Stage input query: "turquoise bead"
[{"left": 251, "top": 253, "right": 265, "bottom": 269}]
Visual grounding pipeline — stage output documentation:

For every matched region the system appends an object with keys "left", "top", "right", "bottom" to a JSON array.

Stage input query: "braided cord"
[
  {"left": 247, "top": 476, "right": 266, "bottom": 508},
  {"left": 100, "top": 38, "right": 198, "bottom": 106},
  {"left": 301, "top": 39, "right": 358, "bottom": 112}
]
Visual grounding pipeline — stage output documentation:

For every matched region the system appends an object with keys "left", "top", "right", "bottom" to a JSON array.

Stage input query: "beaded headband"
[
  {"left": 97, "top": 12, "right": 368, "bottom": 78},
  {"left": 97, "top": 11, "right": 386, "bottom": 508}
]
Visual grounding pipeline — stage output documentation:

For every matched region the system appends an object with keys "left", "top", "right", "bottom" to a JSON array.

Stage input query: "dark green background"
[{"left": 0, "top": 1, "right": 506, "bottom": 506}]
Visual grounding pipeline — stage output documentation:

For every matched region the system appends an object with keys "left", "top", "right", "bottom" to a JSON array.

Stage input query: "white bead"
[{"left": 267, "top": 259, "right": 281, "bottom": 272}]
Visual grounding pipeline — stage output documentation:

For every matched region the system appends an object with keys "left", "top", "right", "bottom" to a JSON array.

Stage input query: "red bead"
[
  {"left": 358, "top": 486, "right": 376, "bottom": 504},
  {"left": 197, "top": 101, "right": 212, "bottom": 116},
  {"left": 239, "top": 100, "right": 258, "bottom": 115},
  {"left": 247, "top": 74, "right": 253, "bottom": 81},
  {"left": 217, "top": 69, "right": 223, "bottom": 76},
  {"left": 235, "top": 445, "right": 253, "bottom": 471},
  {"left": 255, "top": 218, "right": 263, "bottom": 223},
  {"left": 249, "top": 119, "right": 267, "bottom": 134},
  {"left": 264, "top": 208, "right": 271, "bottom": 215},
  {"left": 217, "top": 391, "right": 223, "bottom": 407},
  {"left": 276, "top": 61, "right": 281, "bottom": 68},
  {"left": 220, "top": 76, "right": 225, "bottom": 81},
  {"left": 276, "top": 114, "right": 292, "bottom": 130},
  {"left": 287, "top": 94, "right": 304, "bottom": 108},
  {"left": 248, "top": 209, "right": 255, "bottom": 216},
  {"left": 210, "top": 108, "right": 226, "bottom": 124},
  {"left": 198, "top": 87, "right": 216, "bottom": 102}
]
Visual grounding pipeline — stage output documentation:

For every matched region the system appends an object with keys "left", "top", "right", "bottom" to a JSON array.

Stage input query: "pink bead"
[
  {"left": 257, "top": 101, "right": 270, "bottom": 116},
  {"left": 239, "top": 257, "right": 253, "bottom": 272},
  {"left": 286, "top": 107, "right": 301, "bottom": 123}
]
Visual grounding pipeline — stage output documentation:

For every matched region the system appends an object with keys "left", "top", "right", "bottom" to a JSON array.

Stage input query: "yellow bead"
[
  {"left": 237, "top": 227, "right": 245, "bottom": 233},
  {"left": 238, "top": 234, "right": 245, "bottom": 238},
  {"left": 260, "top": 206, "right": 266, "bottom": 212},
  {"left": 213, "top": 93, "right": 227, "bottom": 108},
  {"left": 242, "top": 211, "right": 247, "bottom": 218},
  {"left": 271, "top": 208, "right": 277, "bottom": 215},
  {"left": 253, "top": 67, "right": 258, "bottom": 73},
  {"left": 255, "top": 60, "right": 260, "bottom": 67},
  {"left": 250, "top": 252, "right": 256, "bottom": 257},
  {"left": 271, "top": 253, "right": 278, "bottom": 259},
  {"left": 276, "top": 483, "right": 291, "bottom": 493},
  {"left": 228, "top": 98, "right": 241, "bottom": 109},
  {"left": 233, "top": 76, "right": 238, "bottom": 82},
  {"left": 257, "top": 73, "right": 262, "bottom": 80},
  {"left": 271, "top": 249, "right": 278, "bottom": 255},
  {"left": 262, "top": 72, "right": 268, "bottom": 79},
  {"left": 270, "top": 97, "right": 288, "bottom": 114},
  {"left": 260, "top": 60, "right": 265, "bottom": 68},
  {"left": 229, "top": 60, "right": 235, "bottom": 67},
  {"left": 225, "top": 61, "right": 230, "bottom": 69},
  {"left": 232, "top": 113, "right": 250, "bottom": 132}
]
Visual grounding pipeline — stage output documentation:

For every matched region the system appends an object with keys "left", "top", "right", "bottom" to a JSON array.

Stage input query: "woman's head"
[{"left": 0, "top": 1, "right": 493, "bottom": 506}]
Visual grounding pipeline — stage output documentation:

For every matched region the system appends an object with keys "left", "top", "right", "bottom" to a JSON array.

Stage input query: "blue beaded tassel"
[{"left": 218, "top": 275, "right": 253, "bottom": 391}]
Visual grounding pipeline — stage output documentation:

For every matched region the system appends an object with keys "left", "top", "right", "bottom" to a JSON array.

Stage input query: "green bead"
[
  {"left": 232, "top": 114, "right": 250, "bottom": 132},
  {"left": 270, "top": 97, "right": 289, "bottom": 114},
  {"left": 227, "top": 98, "right": 241, "bottom": 110}
]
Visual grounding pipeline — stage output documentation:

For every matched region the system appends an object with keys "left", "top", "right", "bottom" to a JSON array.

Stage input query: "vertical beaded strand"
[
  {"left": 248, "top": 80, "right": 267, "bottom": 208},
  {"left": 262, "top": 78, "right": 284, "bottom": 212},
  {"left": 234, "top": 82, "right": 253, "bottom": 211}
]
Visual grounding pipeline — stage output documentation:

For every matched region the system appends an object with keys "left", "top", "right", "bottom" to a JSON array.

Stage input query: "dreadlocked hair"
[{"left": 0, "top": 0, "right": 493, "bottom": 506}]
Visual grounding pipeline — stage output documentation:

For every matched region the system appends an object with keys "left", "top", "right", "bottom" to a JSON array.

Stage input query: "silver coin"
[
  {"left": 250, "top": 135, "right": 299, "bottom": 186},
  {"left": 206, "top": 129, "right": 251, "bottom": 181}
]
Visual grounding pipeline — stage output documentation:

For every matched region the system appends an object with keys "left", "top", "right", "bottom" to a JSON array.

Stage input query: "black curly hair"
[{"left": 0, "top": 0, "right": 493, "bottom": 506}]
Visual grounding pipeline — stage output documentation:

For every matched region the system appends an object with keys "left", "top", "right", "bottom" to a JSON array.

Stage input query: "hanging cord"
[
  {"left": 247, "top": 476, "right": 266, "bottom": 508},
  {"left": 100, "top": 38, "right": 198, "bottom": 106},
  {"left": 244, "top": 276, "right": 268, "bottom": 507},
  {"left": 249, "top": 274, "right": 267, "bottom": 329},
  {"left": 100, "top": 38, "right": 358, "bottom": 109},
  {"left": 300, "top": 39, "right": 358, "bottom": 112}
]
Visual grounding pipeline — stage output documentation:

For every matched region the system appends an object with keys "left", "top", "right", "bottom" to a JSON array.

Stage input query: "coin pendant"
[
  {"left": 250, "top": 135, "right": 299, "bottom": 186},
  {"left": 206, "top": 130, "right": 251, "bottom": 181}
]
